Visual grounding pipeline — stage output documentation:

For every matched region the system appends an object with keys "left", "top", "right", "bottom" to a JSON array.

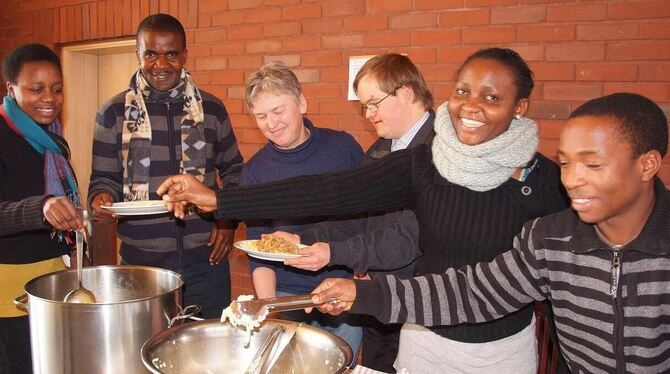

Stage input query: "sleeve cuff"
[
  {"left": 299, "top": 230, "right": 318, "bottom": 246},
  {"left": 27, "top": 195, "right": 51, "bottom": 230},
  {"left": 215, "top": 189, "right": 226, "bottom": 219},
  {"left": 351, "top": 277, "right": 391, "bottom": 323},
  {"left": 216, "top": 218, "right": 239, "bottom": 229},
  {"left": 328, "top": 241, "right": 349, "bottom": 267}
]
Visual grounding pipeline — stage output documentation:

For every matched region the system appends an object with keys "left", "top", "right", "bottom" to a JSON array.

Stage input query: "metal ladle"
[{"left": 63, "top": 210, "right": 96, "bottom": 304}]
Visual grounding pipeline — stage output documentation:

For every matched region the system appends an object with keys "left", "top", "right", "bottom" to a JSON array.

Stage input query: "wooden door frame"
[{"left": 61, "top": 38, "right": 136, "bottom": 266}]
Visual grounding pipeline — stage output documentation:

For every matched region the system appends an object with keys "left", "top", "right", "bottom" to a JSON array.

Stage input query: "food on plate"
[{"left": 254, "top": 234, "right": 300, "bottom": 254}]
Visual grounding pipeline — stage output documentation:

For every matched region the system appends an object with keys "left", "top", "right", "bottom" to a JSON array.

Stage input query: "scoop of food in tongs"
[{"left": 222, "top": 294, "right": 339, "bottom": 328}]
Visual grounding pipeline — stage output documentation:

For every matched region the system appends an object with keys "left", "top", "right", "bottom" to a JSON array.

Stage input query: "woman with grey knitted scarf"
[
  {"left": 158, "top": 48, "right": 569, "bottom": 373},
  {"left": 395, "top": 49, "right": 545, "bottom": 373}
]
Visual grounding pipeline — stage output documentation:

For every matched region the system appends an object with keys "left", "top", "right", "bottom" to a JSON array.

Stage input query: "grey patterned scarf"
[
  {"left": 122, "top": 68, "right": 206, "bottom": 201},
  {"left": 431, "top": 102, "right": 538, "bottom": 191}
]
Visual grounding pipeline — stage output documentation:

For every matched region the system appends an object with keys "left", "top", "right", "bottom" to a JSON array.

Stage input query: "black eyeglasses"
[{"left": 361, "top": 85, "right": 402, "bottom": 115}]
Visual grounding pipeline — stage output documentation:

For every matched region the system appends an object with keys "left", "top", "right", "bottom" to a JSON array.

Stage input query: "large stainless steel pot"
[
  {"left": 141, "top": 318, "right": 354, "bottom": 373},
  {"left": 14, "top": 265, "right": 184, "bottom": 374}
]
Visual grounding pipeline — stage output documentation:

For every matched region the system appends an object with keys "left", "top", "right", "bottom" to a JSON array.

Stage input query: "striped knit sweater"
[
  {"left": 214, "top": 144, "right": 568, "bottom": 343},
  {"left": 354, "top": 178, "right": 670, "bottom": 374},
  {"left": 89, "top": 89, "right": 242, "bottom": 268}
]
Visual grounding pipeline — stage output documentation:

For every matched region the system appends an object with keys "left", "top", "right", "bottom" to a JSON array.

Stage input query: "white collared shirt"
[{"left": 391, "top": 111, "right": 430, "bottom": 152}]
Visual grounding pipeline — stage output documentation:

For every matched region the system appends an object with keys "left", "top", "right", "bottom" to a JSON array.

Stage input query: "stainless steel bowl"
[{"left": 141, "top": 318, "right": 354, "bottom": 373}]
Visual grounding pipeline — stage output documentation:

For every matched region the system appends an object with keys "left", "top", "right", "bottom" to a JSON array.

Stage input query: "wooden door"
[{"left": 62, "top": 39, "right": 136, "bottom": 265}]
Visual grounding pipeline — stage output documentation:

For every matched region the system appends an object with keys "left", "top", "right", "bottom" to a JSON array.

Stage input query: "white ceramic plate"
[
  {"left": 234, "top": 239, "right": 307, "bottom": 262},
  {"left": 100, "top": 200, "right": 169, "bottom": 216}
]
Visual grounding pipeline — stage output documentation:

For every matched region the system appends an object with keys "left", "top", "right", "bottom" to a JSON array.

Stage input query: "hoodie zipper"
[
  {"left": 166, "top": 102, "right": 184, "bottom": 273},
  {"left": 610, "top": 246, "right": 625, "bottom": 373},
  {"left": 610, "top": 249, "right": 621, "bottom": 298}
]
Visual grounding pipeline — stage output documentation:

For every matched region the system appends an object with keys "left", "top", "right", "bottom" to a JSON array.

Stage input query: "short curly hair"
[
  {"left": 457, "top": 48, "right": 534, "bottom": 100},
  {"left": 3, "top": 43, "right": 61, "bottom": 84},
  {"left": 570, "top": 92, "right": 668, "bottom": 158},
  {"left": 137, "top": 13, "right": 186, "bottom": 50},
  {"left": 245, "top": 61, "right": 303, "bottom": 110}
]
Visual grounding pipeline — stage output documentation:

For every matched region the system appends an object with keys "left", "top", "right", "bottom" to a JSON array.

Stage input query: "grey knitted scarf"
[{"left": 431, "top": 101, "right": 538, "bottom": 192}]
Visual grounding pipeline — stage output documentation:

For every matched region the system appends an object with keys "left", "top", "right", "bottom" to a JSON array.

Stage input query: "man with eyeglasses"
[{"left": 279, "top": 53, "right": 435, "bottom": 372}]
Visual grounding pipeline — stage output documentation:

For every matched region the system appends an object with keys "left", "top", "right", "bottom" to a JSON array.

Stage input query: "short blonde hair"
[{"left": 245, "top": 61, "right": 302, "bottom": 110}]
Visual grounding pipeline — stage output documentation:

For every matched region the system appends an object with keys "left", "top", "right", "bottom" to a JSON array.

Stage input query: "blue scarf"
[{"left": 1, "top": 95, "right": 79, "bottom": 240}]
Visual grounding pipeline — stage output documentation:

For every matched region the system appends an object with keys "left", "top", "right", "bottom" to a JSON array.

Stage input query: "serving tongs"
[
  {"left": 244, "top": 325, "right": 285, "bottom": 374},
  {"left": 230, "top": 294, "right": 339, "bottom": 325}
]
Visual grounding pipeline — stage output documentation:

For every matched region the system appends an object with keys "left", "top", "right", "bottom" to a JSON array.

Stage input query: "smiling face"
[
  {"left": 447, "top": 58, "right": 528, "bottom": 146},
  {"left": 136, "top": 30, "right": 187, "bottom": 91},
  {"left": 356, "top": 75, "right": 413, "bottom": 140},
  {"left": 6, "top": 61, "right": 63, "bottom": 125},
  {"left": 250, "top": 91, "right": 308, "bottom": 150},
  {"left": 558, "top": 115, "right": 657, "bottom": 234}
]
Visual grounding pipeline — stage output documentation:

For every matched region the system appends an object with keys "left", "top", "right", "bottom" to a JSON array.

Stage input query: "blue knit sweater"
[{"left": 240, "top": 118, "right": 363, "bottom": 294}]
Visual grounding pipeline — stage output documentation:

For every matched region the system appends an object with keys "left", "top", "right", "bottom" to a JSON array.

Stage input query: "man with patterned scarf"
[{"left": 88, "top": 14, "right": 243, "bottom": 318}]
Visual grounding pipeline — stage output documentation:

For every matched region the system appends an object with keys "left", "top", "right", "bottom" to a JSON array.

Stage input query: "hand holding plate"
[
  {"left": 90, "top": 192, "right": 117, "bottom": 223},
  {"left": 283, "top": 242, "right": 331, "bottom": 271}
]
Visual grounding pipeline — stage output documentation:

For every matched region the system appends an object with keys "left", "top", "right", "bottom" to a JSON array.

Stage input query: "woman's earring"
[{"left": 515, "top": 113, "right": 521, "bottom": 120}]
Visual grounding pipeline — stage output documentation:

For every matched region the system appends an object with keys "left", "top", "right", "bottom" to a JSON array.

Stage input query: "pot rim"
[
  {"left": 141, "top": 318, "right": 355, "bottom": 374},
  {"left": 23, "top": 265, "right": 183, "bottom": 306}
]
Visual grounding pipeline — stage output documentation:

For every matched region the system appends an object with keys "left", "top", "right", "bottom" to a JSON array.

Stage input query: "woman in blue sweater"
[{"left": 240, "top": 61, "right": 363, "bottom": 359}]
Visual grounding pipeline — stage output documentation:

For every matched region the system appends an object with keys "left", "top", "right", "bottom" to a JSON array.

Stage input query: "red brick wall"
[
  {"left": 1, "top": 0, "right": 668, "bottom": 165},
  {"left": 1, "top": 0, "right": 669, "bottom": 295}
]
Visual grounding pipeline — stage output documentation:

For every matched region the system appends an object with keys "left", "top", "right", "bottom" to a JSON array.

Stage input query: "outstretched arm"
[
  {"left": 216, "top": 149, "right": 414, "bottom": 220},
  {"left": 330, "top": 210, "right": 421, "bottom": 273},
  {"left": 312, "top": 218, "right": 550, "bottom": 325},
  {"left": 287, "top": 211, "right": 421, "bottom": 273}
]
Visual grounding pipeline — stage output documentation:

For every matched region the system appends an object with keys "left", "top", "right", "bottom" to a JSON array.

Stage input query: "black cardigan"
[{"left": 0, "top": 117, "right": 71, "bottom": 264}]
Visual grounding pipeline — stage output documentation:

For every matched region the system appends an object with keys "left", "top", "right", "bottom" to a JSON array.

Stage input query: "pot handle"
[
  {"left": 13, "top": 294, "right": 29, "bottom": 313},
  {"left": 168, "top": 304, "right": 201, "bottom": 328}
]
